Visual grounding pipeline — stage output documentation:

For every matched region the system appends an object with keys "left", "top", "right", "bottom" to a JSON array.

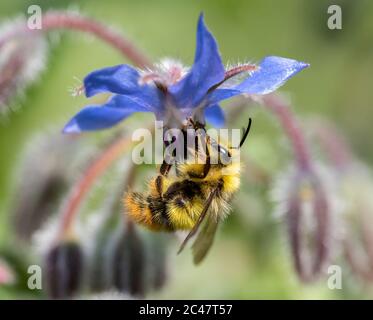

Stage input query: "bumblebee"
[{"left": 125, "top": 118, "right": 252, "bottom": 263}]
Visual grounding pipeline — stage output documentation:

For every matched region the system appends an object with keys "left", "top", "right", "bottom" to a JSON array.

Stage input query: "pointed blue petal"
[
  {"left": 84, "top": 65, "right": 139, "bottom": 97},
  {"left": 169, "top": 14, "right": 225, "bottom": 109},
  {"left": 83, "top": 64, "right": 164, "bottom": 112},
  {"left": 209, "top": 56, "right": 309, "bottom": 104},
  {"left": 204, "top": 104, "right": 225, "bottom": 128},
  {"left": 63, "top": 95, "right": 151, "bottom": 133}
]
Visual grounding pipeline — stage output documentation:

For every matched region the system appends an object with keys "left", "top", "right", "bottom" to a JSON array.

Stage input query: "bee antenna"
[{"left": 238, "top": 117, "right": 252, "bottom": 148}]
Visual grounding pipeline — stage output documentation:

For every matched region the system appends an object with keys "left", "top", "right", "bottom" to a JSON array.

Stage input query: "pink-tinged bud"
[
  {"left": 0, "top": 18, "right": 47, "bottom": 114},
  {"left": 272, "top": 164, "right": 334, "bottom": 282},
  {"left": 0, "top": 258, "right": 15, "bottom": 285}
]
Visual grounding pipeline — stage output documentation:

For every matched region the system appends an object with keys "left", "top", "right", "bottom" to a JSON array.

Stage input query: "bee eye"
[
  {"left": 209, "top": 138, "right": 231, "bottom": 164},
  {"left": 218, "top": 146, "right": 231, "bottom": 164},
  {"left": 210, "top": 140, "right": 218, "bottom": 148}
]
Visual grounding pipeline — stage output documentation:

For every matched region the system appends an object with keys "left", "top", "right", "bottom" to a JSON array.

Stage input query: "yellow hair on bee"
[
  {"left": 221, "top": 161, "right": 241, "bottom": 194},
  {"left": 147, "top": 176, "right": 173, "bottom": 197},
  {"left": 167, "top": 196, "right": 204, "bottom": 229},
  {"left": 177, "top": 163, "right": 205, "bottom": 178},
  {"left": 172, "top": 138, "right": 242, "bottom": 223}
]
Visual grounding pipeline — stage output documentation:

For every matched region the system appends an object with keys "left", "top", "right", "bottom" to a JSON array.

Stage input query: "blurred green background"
[{"left": 0, "top": 0, "right": 373, "bottom": 299}]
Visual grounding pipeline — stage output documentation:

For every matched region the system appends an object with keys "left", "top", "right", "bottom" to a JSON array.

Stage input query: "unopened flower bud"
[
  {"left": 272, "top": 165, "right": 334, "bottom": 282},
  {"left": 112, "top": 224, "right": 146, "bottom": 297},
  {"left": 88, "top": 214, "right": 120, "bottom": 292},
  {"left": 12, "top": 133, "right": 81, "bottom": 241},
  {"left": 144, "top": 233, "right": 169, "bottom": 291},
  {"left": 44, "top": 241, "right": 84, "bottom": 299},
  {"left": 0, "top": 18, "right": 47, "bottom": 113},
  {"left": 0, "top": 258, "right": 15, "bottom": 285}
]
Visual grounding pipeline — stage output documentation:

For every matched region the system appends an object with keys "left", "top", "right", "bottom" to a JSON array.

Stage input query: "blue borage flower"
[{"left": 63, "top": 14, "right": 309, "bottom": 133}]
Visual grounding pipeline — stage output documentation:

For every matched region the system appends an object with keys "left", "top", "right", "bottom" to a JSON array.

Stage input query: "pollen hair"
[{"left": 124, "top": 191, "right": 162, "bottom": 231}]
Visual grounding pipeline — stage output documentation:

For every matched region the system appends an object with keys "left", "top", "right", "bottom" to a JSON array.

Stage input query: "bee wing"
[
  {"left": 192, "top": 216, "right": 219, "bottom": 265},
  {"left": 177, "top": 187, "right": 218, "bottom": 255}
]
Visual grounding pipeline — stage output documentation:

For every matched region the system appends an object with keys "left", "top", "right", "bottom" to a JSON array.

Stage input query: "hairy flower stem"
[
  {"left": 58, "top": 134, "right": 134, "bottom": 240},
  {"left": 262, "top": 94, "right": 312, "bottom": 171},
  {"left": 311, "top": 120, "right": 353, "bottom": 171},
  {"left": 2, "top": 11, "right": 152, "bottom": 69},
  {"left": 41, "top": 12, "right": 153, "bottom": 68}
]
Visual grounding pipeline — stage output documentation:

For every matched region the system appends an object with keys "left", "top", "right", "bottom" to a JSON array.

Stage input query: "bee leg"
[
  {"left": 155, "top": 175, "right": 164, "bottom": 198},
  {"left": 188, "top": 141, "right": 211, "bottom": 179},
  {"left": 157, "top": 160, "right": 173, "bottom": 198},
  {"left": 201, "top": 153, "right": 211, "bottom": 178},
  {"left": 160, "top": 160, "right": 172, "bottom": 176},
  {"left": 200, "top": 135, "right": 211, "bottom": 178}
]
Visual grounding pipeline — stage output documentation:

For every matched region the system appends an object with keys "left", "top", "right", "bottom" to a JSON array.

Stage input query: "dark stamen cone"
[{"left": 44, "top": 241, "right": 84, "bottom": 299}]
